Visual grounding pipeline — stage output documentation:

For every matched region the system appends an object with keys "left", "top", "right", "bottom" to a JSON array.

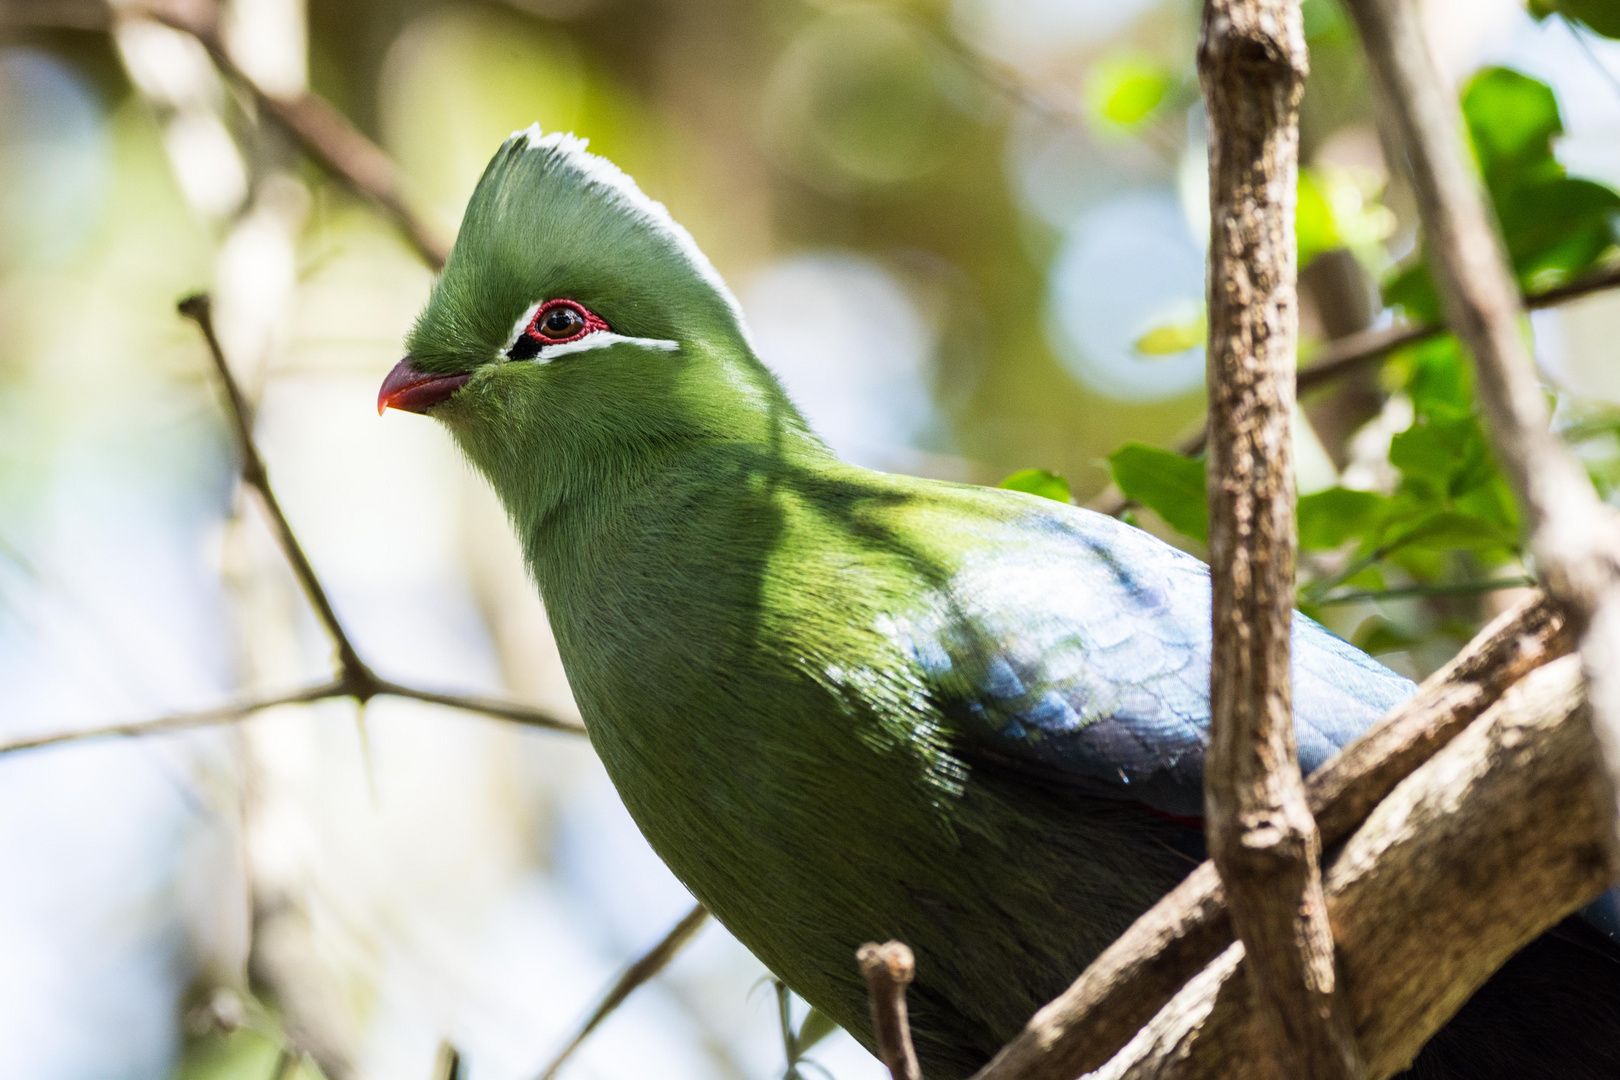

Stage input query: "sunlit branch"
[
  {"left": 535, "top": 903, "right": 710, "bottom": 1080},
  {"left": 377, "top": 679, "right": 585, "bottom": 736},
  {"left": 0, "top": 679, "right": 345, "bottom": 756},
  {"left": 969, "top": 594, "right": 1570, "bottom": 1080},
  {"left": 129, "top": 0, "right": 450, "bottom": 269},
  {"left": 180, "top": 294, "right": 376, "bottom": 693}
]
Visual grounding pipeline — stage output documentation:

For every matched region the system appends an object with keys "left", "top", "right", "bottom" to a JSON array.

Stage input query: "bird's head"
[{"left": 383, "top": 128, "right": 817, "bottom": 520}]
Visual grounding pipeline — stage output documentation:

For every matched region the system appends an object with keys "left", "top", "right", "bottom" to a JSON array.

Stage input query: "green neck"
[{"left": 445, "top": 339, "right": 832, "bottom": 564}]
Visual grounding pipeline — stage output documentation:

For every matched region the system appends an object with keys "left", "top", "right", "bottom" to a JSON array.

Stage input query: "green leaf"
[
  {"left": 1388, "top": 68, "right": 1620, "bottom": 315},
  {"left": 1296, "top": 169, "right": 1341, "bottom": 268},
  {"left": 1388, "top": 510, "right": 1516, "bottom": 553},
  {"left": 1108, "top": 444, "right": 1208, "bottom": 543},
  {"left": 999, "top": 469, "right": 1072, "bottom": 503},
  {"left": 1382, "top": 262, "right": 1442, "bottom": 323},
  {"left": 1463, "top": 68, "right": 1562, "bottom": 181},
  {"left": 1388, "top": 414, "right": 1489, "bottom": 491},
  {"left": 1297, "top": 488, "right": 1386, "bottom": 550},
  {"left": 1387, "top": 336, "right": 1473, "bottom": 419},
  {"left": 796, "top": 1008, "right": 840, "bottom": 1054},
  {"left": 1133, "top": 311, "right": 1206, "bottom": 356},
  {"left": 1302, "top": 0, "right": 1352, "bottom": 41},
  {"left": 1086, "top": 55, "right": 1172, "bottom": 131},
  {"left": 1538, "top": 0, "right": 1620, "bottom": 38},
  {"left": 1352, "top": 616, "right": 1424, "bottom": 655}
]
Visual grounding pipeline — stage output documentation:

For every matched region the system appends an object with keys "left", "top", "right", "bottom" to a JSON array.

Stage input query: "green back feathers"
[{"left": 407, "top": 128, "right": 749, "bottom": 372}]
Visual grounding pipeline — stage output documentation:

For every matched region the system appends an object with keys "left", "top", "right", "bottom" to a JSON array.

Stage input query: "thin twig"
[
  {"left": 178, "top": 294, "right": 375, "bottom": 693},
  {"left": 3, "top": 295, "right": 584, "bottom": 756},
  {"left": 376, "top": 679, "right": 585, "bottom": 735},
  {"left": 534, "top": 903, "right": 709, "bottom": 1080},
  {"left": 132, "top": 0, "right": 450, "bottom": 269},
  {"left": 1341, "top": 0, "right": 1620, "bottom": 870},
  {"left": 0, "top": 679, "right": 345, "bottom": 755},
  {"left": 1313, "top": 576, "right": 1536, "bottom": 606},
  {"left": 1297, "top": 262, "right": 1620, "bottom": 395},
  {"left": 856, "top": 942, "right": 922, "bottom": 1080},
  {"left": 0, "top": 679, "right": 586, "bottom": 756},
  {"left": 432, "top": 1041, "right": 463, "bottom": 1080},
  {"left": 1085, "top": 261, "right": 1620, "bottom": 515}
]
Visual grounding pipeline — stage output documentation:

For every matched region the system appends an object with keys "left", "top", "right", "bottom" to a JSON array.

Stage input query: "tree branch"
[
  {"left": 131, "top": 0, "right": 450, "bottom": 269},
  {"left": 1094, "top": 656, "right": 1608, "bottom": 1080},
  {"left": 970, "top": 591, "right": 1568, "bottom": 1080},
  {"left": 374, "top": 679, "right": 585, "bottom": 735},
  {"left": 1198, "top": 0, "right": 1361, "bottom": 1076},
  {"left": 1340, "top": 0, "right": 1620, "bottom": 870},
  {"left": 857, "top": 941, "right": 923, "bottom": 1080},
  {"left": 0, "top": 679, "right": 344, "bottom": 755},
  {"left": 1087, "top": 259, "right": 1620, "bottom": 518},
  {"left": 179, "top": 294, "right": 375, "bottom": 695},
  {"left": 534, "top": 903, "right": 709, "bottom": 1080}
]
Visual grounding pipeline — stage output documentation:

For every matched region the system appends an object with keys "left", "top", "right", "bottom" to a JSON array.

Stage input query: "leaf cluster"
[{"left": 1007, "top": 62, "right": 1620, "bottom": 668}]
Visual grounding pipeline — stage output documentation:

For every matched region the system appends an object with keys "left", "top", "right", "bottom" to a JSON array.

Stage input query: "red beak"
[{"left": 378, "top": 358, "right": 471, "bottom": 416}]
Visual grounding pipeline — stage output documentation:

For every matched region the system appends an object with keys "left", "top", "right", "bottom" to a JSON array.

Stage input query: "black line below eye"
[{"left": 509, "top": 335, "right": 543, "bottom": 361}]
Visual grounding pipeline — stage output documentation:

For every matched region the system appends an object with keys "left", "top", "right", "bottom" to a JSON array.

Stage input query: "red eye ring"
[{"left": 525, "top": 299, "right": 609, "bottom": 346}]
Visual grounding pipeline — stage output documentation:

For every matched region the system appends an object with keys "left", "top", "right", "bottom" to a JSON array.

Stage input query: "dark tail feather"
[{"left": 1396, "top": 916, "right": 1620, "bottom": 1079}]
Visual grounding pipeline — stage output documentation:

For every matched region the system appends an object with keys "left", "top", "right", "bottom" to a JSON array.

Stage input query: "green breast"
[{"left": 528, "top": 451, "right": 1194, "bottom": 1078}]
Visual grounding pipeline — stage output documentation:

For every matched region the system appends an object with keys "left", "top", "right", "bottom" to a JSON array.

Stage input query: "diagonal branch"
[
  {"left": 1092, "top": 656, "right": 1609, "bottom": 1080},
  {"left": 0, "top": 679, "right": 345, "bottom": 755},
  {"left": 133, "top": 0, "right": 450, "bottom": 269},
  {"left": 1088, "top": 260, "right": 1620, "bottom": 518},
  {"left": 179, "top": 294, "right": 375, "bottom": 695},
  {"left": 1340, "top": 0, "right": 1620, "bottom": 868},
  {"left": 534, "top": 903, "right": 709, "bottom": 1080},
  {"left": 0, "top": 676, "right": 588, "bottom": 757},
  {"left": 375, "top": 679, "right": 585, "bottom": 734},
  {"left": 1198, "top": 0, "right": 1361, "bottom": 1076},
  {"left": 970, "top": 592, "right": 1568, "bottom": 1080}
]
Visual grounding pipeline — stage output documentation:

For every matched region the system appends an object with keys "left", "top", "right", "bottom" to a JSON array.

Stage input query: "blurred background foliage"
[{"left": 4, "top": 0, "right": 1620, "bottom": 1078}]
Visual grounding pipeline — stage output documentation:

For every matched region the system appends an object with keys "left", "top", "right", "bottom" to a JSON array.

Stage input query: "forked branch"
[
  {"left": 1340, "top": 0, "right": 1620, "bottom": 868},
  {"left": 970, "top": 593, "right": 1569, "bottom": 1080}
]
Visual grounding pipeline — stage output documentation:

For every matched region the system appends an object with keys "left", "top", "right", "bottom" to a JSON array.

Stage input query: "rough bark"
[
  {"left": 859, "top": 942, "right": 923, "bottom": 1080},
  {"left": 1092, "top": 656, "right": 1609, "bottom": 1080},
  {"left": 1340, "top": 0, "right": 1620, "bottom": 871},
  {"left": 1199, "top": 1, "right": 1362, "bottom": 1076},
  {"left": 969, "top": 592, "right": 1568, "bottom": 1080}
]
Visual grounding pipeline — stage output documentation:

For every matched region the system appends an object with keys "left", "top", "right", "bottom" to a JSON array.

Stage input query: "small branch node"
[{"left": 857, "top": 941, "right": 923, "bottom": 1080}]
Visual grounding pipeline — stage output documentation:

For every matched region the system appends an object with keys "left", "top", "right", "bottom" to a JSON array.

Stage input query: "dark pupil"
[{"left": 541, "top": 307, "right": 583, "bottom": 338}]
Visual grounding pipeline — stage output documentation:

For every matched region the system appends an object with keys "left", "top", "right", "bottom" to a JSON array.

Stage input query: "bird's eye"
[
  {"left": 539, "top": 305, "right": 584, "bottom": 339},
  {"left": 510, "top": 299, "right": 608, "bottom": 360}
]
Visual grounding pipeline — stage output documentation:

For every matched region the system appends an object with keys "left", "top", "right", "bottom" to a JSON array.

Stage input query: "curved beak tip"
[{"left": 378, "top": 358, "right": 471, "bottom": 416}]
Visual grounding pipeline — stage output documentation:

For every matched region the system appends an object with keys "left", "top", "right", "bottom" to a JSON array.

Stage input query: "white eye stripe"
[{"left": 526, "top": 332, "right": 681, "bottom": 363}]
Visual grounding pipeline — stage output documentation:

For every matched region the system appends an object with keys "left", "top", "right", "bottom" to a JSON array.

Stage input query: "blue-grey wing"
[{"left": 897, "top": 502, "right": 1416, "bottom": 820}]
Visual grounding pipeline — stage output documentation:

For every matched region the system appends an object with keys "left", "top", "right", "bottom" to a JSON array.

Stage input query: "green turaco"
[{"left": 380, "top": 128, "right": 1620, "bottom": 1079}]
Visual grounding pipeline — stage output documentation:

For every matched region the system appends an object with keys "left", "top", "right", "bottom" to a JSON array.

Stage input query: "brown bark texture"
[
  {"left": 1092, "top": 656, "right": 1610, "bottom": 1080},
  {"left": 1339, "top": 0, "right": 1620, "bottom": 869},
  {"left": 1198, "top": 1, "right": 1363, "bottom": 1076},
  {"left": 859, "top": 942, "right": 924, "bottom": 1080},
  {"left": 969, "top": 594, "right": 1568, "bottom": 1080}
]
